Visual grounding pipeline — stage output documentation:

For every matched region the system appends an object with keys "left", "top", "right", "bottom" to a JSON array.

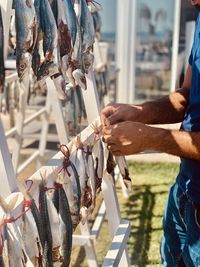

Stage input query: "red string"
[
  {"left": 0, "top": 199, "right": 32, "bottom": 227},
  {"left": 25, "top": 179, "right": 34, "bottom": 192}
]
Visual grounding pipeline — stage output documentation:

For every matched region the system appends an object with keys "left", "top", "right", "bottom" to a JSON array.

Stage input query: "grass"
[{"left": 70, "top": 161, "right": 179, "bottom": 267}]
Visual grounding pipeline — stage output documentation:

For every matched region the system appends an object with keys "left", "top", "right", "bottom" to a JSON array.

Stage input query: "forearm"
[
  {"left": 148, "top": 126, "right": 200, "bottom": 160},
  {"left": 132, "top": 87, "right": 189, "bottom": 124}
]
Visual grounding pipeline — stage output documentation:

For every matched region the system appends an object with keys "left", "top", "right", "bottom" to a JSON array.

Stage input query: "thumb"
[{"left": 108, "top": 112, "right": 120, "bottom": 125}]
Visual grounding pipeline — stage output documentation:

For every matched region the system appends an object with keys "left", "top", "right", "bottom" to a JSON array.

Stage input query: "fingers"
[{"left": 100, "top": 104, "right": 117, "bottom": 126}]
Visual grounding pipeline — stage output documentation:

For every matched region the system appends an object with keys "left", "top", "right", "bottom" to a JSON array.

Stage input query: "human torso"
[{"left": 177, "top": 13, "right": 200, "bottom": 203}]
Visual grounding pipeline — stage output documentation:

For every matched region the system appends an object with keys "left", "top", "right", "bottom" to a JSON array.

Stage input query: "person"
[{"left": 100, "top": 1, "right": 200, "bottom": 266}]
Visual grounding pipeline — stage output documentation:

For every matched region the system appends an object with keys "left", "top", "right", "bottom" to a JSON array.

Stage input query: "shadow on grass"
[{"left": 123, "top": 185, "right": 168, "bottom": 266}]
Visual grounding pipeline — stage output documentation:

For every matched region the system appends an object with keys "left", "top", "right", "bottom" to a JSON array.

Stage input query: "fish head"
[
  {"left": 37, "top": 61, "right": 59, "bottom": 83},
  {"left": 16, "top": 52, "right": 32, "bottom": 81}
]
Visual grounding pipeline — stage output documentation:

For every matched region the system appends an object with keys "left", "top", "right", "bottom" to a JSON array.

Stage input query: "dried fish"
[
  {"left": 59, "top": 145, "right": 81, "bottom": 229},
  {"left": 80, "top": 0, "right": 95, "bottom": 74},
  {"left": 115, "top": 156, "right": 132, "bottom": 191},
  {"left": 84, "top": 145, "right": 96, "bottom": 213},
  {"left": 58, "top": 184, "right": 73, "bottom": 267},
  {"left": 39, "top": 184, "right": 53, "bottom": 267},
  {"left": 15, "top": 0, "right": 37, "bottom": 81},
  {"left": 0, "top": 7, "right": 5, "bottom": 94}
]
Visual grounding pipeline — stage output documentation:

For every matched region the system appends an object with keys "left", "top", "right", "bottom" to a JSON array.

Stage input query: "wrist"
[{"left": 145, "top": 126, "right": 168, "bottom": 152}]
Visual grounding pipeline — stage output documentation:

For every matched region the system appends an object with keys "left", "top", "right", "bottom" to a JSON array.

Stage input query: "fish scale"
[
  {"left": 58, "top": 186, "right": 73, "bottom": 267},
  {"left": 15, "top": 0, "right": 37, "bottom": 81},
  {"left": 39, "top": 187, "right": 53, "bottom": 267}
]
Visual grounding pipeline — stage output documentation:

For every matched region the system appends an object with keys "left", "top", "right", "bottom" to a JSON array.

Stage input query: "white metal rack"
[{"left": 0, "top": 1, "right": 131, "bottom": 266}]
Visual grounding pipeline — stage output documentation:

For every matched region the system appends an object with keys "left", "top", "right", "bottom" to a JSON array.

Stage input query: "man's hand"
[
  {"left": 102, "top": 121, "right": 151, "bottom": 156},
  {"left": 100, "top": 103, "right": 141, "bottom": 126}
]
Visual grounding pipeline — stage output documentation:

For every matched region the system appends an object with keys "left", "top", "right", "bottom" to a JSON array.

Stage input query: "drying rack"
[{"left": 0, "top": 1, "right": 131, "bottom": 266}]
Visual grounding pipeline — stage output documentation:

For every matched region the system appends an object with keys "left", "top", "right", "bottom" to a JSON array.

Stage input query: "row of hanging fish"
[
  {"left": 10, "top": 0, "right": 96, "bottom": 100},
  {"left": 0, "top": 124, "right": 131, "bottom": 266}
]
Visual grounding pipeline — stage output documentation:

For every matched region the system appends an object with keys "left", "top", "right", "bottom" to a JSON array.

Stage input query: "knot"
[
  {"left": 23, "top": 200, "right": 33, "bottom": 208},
  {"left": 54, "top": 182, "right": 63, "bottom": 190}
]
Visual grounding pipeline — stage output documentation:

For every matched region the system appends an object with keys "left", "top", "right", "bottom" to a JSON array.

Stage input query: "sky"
[
  {"left": 97, "top": 0, "right": 175, "bottom": 34},
  {"left": 98, "top": 0, "right": 116, "bottom": 34}
]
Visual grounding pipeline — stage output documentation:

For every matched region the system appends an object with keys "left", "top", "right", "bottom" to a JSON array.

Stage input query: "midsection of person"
[{"left": 177, "top": 13, "right": 200, "bottom": 204}]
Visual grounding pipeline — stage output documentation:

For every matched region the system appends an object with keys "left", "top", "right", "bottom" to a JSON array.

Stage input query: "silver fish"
[
  {"left": 115, "top": 156, "right": 132, "bottom": 191},
  {"left": 58, "top": 184, "right": 73, "bottom": 267},
  {"left": 84, "top": 145, "right": 96, "bottom": 213},
  {"left": 15, "top": 0, "right": 37, "bottom": 81},
  {"left": 39, "top": 184, "right": 53, "bottom": 267},
  {"left": 70, "top": 0, "right": 86, "bottom": 89},
  {"left": 0, "top": 7, "right": 5, "bottom": 94},
  {"left": 80, "top": 0, "right": 95, "bottom": 73}
]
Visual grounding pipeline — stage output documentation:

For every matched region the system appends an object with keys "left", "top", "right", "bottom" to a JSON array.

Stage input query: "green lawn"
[{"left": 71, "top": 161, "right": 179, "bottom": 267}]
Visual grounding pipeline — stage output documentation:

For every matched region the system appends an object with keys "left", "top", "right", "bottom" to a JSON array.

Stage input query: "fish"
[
  {"left": 40, "top": 0, "right": 57, "bottom": 63},
  {"left": 71, "top": 137, "right": 89, "bottom": 222},
  {"left": 0, "top": 7, "right": 5, "bottom": 94},
  {"left": 21, "top": 202, "right": 43, "bottom": 266},
  {"left": 15, "top": 0, "right": 37, "bottom": 82},
  {"left": 58, "top": 184, "right": 73, "bottom": 267},
  {"left": 32, "top": 0, "right": 42, "bottom": 77},
  {"left": 91, "top": 124, "right": 104, "bottom": 192},
  {"left": 37, "top": 0, "right": 65, "bottom": 99},
  {"left": 0, "top": 229, "right": 5, "bottom": 267},
  {"left": 115, "top": 156, "right": 132, "bottom": 191},
  {"left": 59, "top": 145, "right": 81, "bottom": 229},
  {"left": 49, "top": 0, "right": 58, "bottom": 24},
  {"left": 46, "top": 190, "right": 61, "bottom": 256},
  {"left": 0, "top": 196, "right": 28, "bottom": 267},
  {"left": 80, "top": 0, "right": 95, "bottom": 74},
  {"left": 39, "top": 183, "right": 53, "bottom": 267},
  {"left": 84, "top": 144, "right": 96, "bottom": 213},
  {"left": 70, "top": 0, "right": 87, "bottom": 89}
]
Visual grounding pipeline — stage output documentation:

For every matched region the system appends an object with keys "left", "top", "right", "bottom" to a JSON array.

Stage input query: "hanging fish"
[
  {"left": 32, "top": 0, "right": 42, "bottom": 77},
  {"left": 91, "top": 131, "right": 104, "bottom": 193},
  {"left": 69, "top": 0, "right": 86, "bottom": 89},
  {"left": 0, "top": 7, "right": 5, "bottom": 94},
  {"left": 58, "top": 184, "right": 73, "bottom": 267},
  {"left": 37, "top": 0, "right": 66, "bottom": 100},
  {"left": 115, "top": 156, "right": 132, "bottom": 192},
  {"left": 80, "top": 0, "right": 95, "bottom": 74},
  {"left": 59, "top": 145, "right": 81, "bottom": 229},
  {"left": 84, "top": 144, "right": 96, "bottom": 213},
  {"left": 15, "top": 0, "right": 37, "bottom": 81},
  {"left": 56, "top": 0, "right": 74, "bottom": 81},
  {"left": 39, "top": 182, "right": 53, "bottom": 267}
]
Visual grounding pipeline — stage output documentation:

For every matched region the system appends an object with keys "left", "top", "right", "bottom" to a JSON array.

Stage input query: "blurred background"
[{"left": 97, "top": 0, "right": 198, "bottom": 104}]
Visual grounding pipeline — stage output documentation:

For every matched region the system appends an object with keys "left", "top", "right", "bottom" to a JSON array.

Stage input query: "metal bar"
[
  {"left": 17, "top": 151, "right": 40, "bottom": 175},
  {"left": 102, "top": 220, "right": 131, "bottom": 267}
]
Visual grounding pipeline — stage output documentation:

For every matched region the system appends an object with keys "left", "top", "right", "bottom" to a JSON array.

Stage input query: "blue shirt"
[{"left": 177, "top": 13, "right": 200, "bottom": 203}]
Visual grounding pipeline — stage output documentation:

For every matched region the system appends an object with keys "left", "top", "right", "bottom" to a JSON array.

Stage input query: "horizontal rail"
[
  {"left": 17, "top": 151, "right": 40, "bottom": 175},
  {"left": 24, "top": 107, "right": 46, "bottom": 126},
  {"left": 73, "top": 235, "right": 92, "bottom": 246},
  {"left": 5, "top": 72, "right": 18, "bottom": 83},
  {"left": 5, "top": 108, "right": 46, "bottom": 138},
  {"left": 102, "top": 219, "right": 131, "bottom": 267},
  {"left": 90, "top": 201, "right": 106, "bottom": 239}
]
